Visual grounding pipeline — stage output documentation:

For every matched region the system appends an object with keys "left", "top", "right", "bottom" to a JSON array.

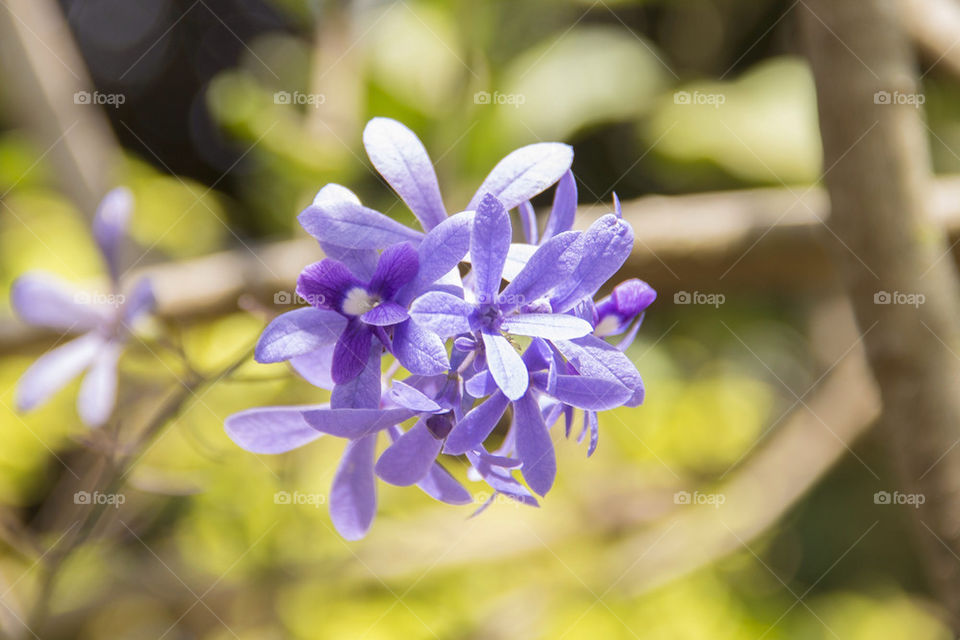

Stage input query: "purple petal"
[
  {"left": 255, "top": 308, "right": 346, "bottom": 363},
  {"left": 290, "top": 345, "right": 335, "bottom": 389},
  {"left": 298, "top": 200, "right": 423, "bottom": 250},
  {"left": 408, "top": 292, "right": 473, "bottom": 337},
  {"left": 92, "top": 187, "right": 133, "bottom": 280},
  {"left": 498, "top": 231, "right": 580, "bottom": 312},
  {"left": 466, "top": 448, "right": 539, "bottom": 507},
  {"left": 443, "top": 391, "right": 510, "bottom": 455},
  {"left": 296, "top": 259, "right": 358, "bottom": 312},
  {"left": 331, "top": 322, "right": 374, "bottom": 385},
  {"left": 77, "top": 342, "right": 121, "bottom": 427},
  {"left": 123, "top": 277, "right": 155, "bottom": 323},
  {"left": 331, "top": 345, "right": 382, "bottom": 409},
  {"left": 464, "top": 370, "right": 497, "bottom": 398},
  {"left": 532, "top": 372, "right": 632, "bottom": 410},
  {"left": 585, "top": 410, "right": 599, "bottom": 457},
  {"left": 392, "top": 319, "right": 450, "bottom": 375},
  {"left": 519, "top": 201, "right": 538, "bottom": 244},
  {"left": 16, "top": 333, "right": 102, "bottom": 412},
  {"left": 400, "top": 212, "right": 473, "bottom": 302},
  {"left": 553, "top": 334, "right": 644, "bottom": 406},
  {"left": 302, "top": 406, "right": 415, "bottom": 438},
  {"left": 363, "top": 118, "right": 447, "bottom": 230},
  {"left": 514, "top": 392, "right": 556, "bottom": 496},
  {"left": 468, "top": 143, "right": 574, "bottom": 212},
  {"left": 312, "top": 185, "right": 380, "bottom": 281},
  {"left": 551, "top": 214, "right": 634, "bottom": 312},
  {"left": 417, "top": 463, "right": 472, "bottom": 505},
  {"left": 375, "top": 419, "right": 442, "bottom": 486},
  {"left": 369, "top": 242, "right": 419, "bottom": 300},
  {"left": 501, "top": 313, "right": 592, "bottom": 340},
  {"left": 11, "top": 274, "right": 107, "bottom": 331},
  {"left": 470, "top": 195, "right": 511, "bottom": 301},
  {"left": 330, "top": 434, "right": 378, "bottom": 540},
  {"left": 388, "top": 380, "right": 441, "bottom": 412},
  {"left": 225, "top": 405, "right": 328, "bottom": 453},
  {"left": 542, "top": 170, "right": 577, "bottom": 240},
  {"left": 361, "top": 301, "right": 409, "bottom": 326},
  {"left": 481, "top": 331, "right": 528, "bottom": 401}
]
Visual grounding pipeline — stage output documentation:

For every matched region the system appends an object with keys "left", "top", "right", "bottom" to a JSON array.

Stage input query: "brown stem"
[{"left": 802, "top": 0, "right": 960, "bottom": 627}]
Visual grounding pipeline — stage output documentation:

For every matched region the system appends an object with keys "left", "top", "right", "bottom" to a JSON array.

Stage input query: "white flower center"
[
  {"left": 593, "top": 314, "right": 621, "bottom": 337},
  {"left": 342, "top": 287, "right": 380, "bottom": 316}
]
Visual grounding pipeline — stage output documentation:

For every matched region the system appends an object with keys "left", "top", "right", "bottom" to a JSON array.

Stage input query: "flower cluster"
[
  {"left": 11, "top": 189, "right": 154, "bottom": 427},
  {"left": 226, "top": 118, "right": 655, "bottom": 539}
]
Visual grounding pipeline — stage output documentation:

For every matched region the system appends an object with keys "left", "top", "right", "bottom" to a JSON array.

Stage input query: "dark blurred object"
[{"left": 59, "top": 0, "right": 294, "bottom": 183}]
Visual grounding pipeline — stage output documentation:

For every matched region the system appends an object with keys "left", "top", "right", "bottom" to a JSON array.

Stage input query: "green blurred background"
[{"left": 0, "top": 0, "right": 955, "bottom": 637}]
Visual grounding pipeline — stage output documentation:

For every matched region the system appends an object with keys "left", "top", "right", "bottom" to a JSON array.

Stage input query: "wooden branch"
[
  {"left": 901, "top": 0, "right": 960, "bottom": 79},
  {"left": 6, "top": 176, "right": 960, "bottom": 349},
  {"left": 804, "top": 0, "right": 960, "bottom": 626}
]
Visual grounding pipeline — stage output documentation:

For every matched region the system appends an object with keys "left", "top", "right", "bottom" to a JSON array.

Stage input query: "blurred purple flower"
[{"left": 11, "top": 188, "right": 153, "bottom": 427}]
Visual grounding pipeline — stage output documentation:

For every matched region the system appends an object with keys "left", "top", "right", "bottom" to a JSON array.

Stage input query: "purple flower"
[
  {"left": 225, "top": 118, "right": 655, "bottom": 539},
  {"left": 11, "top": 188, "right": 154, "bottom": 427}
]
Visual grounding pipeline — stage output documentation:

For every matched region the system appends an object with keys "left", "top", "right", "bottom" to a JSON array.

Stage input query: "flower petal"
[
  {"left": 296, "top": 259, "right": 358, "bottom": 311},
  {"left": 542, "top": 170, "right": 577, "bottom": 240},
  {"left": 551, "top": 214, "right": 634, "bottom": 312},
  {"left": 400, "top": 212, "right": 473, "bottom": 302},
  {"left": 330, "top": 434, "right": 378, "bottom": 540},
  {"left": 392, "top": 319, "right": 450, "bottom": 375},
  {"left": 331, "top": 321, "right": 374, "bottom": 384},
  {"left": 470, "top": 194, "right": 511, "bottom": 301},
  {"left": 375, "top": 419, "right": 442, "bottom": 486},
  {"left": 225, "top": 405, "right": 328, "bottom": 453},
  {"left": 255, "top": 308, "right": 346, "bottom": 363},
  {"left": 298, "top": 200, "right": 423, "bottom": 250},
  {"left": 468, "top": 143, "right": 574, "bottom": 212},
  {"left": 361, "top": 301, "right": 409, "bottom": 326},
  {"left": 77, "top": 342, "right": 121, "bottom": 427},
  {"left": 408, "top": 292, "right": 473, "bottom": 337},
  {"left": 302, "top": 407, "right": 415, "bottom": 438},
  {"left": 553, "top": 334, "right": 644, "bottom": 406},
  {"left": 532, "top": 372, "right": 632, "bottom": 410},
  {"left": 388, "top": 380, "right": 442, "bottom": 412},
  {"left": 16, "top": 333, "right": 102, "bottom": 412},
  {"left": 514, "top": 392, "right": 556, "bottom": 496},
  {"left": 11, "top": 274, "right": 107, "bottom": 331},
  {"left": 123, "top": 277, "right": 155, "bottom": 324},
  {"left": 498, "top": 231, "right": 580, "bottom": 312},
  {"left": 443, "top": 391, "right": 510, "bottom": 455},
  {"left": 331, "top": 344, "right": 382, "bottom": 409},
  {"left": 518, "top": 201, "right": 538, "bottom": 244},
  {"left": 501, "top": 313, "right": 592, "bottom": 340},
  {"left": 369, "top": 242, "right": 419, "bottom": 300},
  {"left": 92, "top": 187, "right": 133, "bottom": 280},
  {"left": 289, "top": 345, "right": 335, "bottom": 389},
  {"left": 466, "top": 448, "right": 539, "bottom": 507},
  {"left": 417, "top": 462, "right": 472, "bottom": 505},
  {"left": 481, "top": 331, "right": 528, "bottom": 400},
  {"left": 363, "top": 118, "right": 447, "bottom": 230},
  {"left": 312, "top": 184, "right": 379, "bottom": 280}
]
